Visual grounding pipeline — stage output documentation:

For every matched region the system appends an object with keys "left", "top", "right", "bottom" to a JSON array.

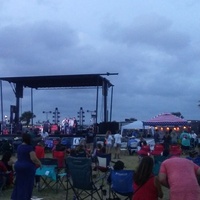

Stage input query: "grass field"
[{"left": 1, "top": 152, "right": 170, "bottom": 200}]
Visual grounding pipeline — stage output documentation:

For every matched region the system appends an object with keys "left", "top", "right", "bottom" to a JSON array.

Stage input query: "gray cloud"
[{"left": 0, "top": 2, "right": 200, "bottom": 123}]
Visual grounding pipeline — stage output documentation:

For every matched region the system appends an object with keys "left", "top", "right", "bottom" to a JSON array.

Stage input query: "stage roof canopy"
[{"left": 0, "top": 73, "right": 113, "bottom": 89}]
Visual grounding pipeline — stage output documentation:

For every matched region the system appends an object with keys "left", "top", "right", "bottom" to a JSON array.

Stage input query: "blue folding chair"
[{"left": 109, "top": 169, "right": 134, "bottom": 200}]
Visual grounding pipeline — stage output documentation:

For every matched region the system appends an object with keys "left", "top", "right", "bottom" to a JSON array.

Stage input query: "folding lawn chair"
[
  {"left": 151, "top": 144, "right": 164, "bottom": 156},
  {"left": 36, "top": 158, "right": 66, "bottom": 193},
  {"left": 52, "top": 150, "right": 66, "bottom": 169},
  {"left": 128, "top": 139, "right": 138, "bottom": 155},
  {"left": 109, "top": 169, "right": 134, "bottom": 200},
  {"left": 120, "top": 141, "right": 129, "bottom": 156},
  {"left": 65, "top": 156, "right": 105, "bottom": 200},
  {"left": 96, "top": 153, "right": 111, "bottom": 172}
]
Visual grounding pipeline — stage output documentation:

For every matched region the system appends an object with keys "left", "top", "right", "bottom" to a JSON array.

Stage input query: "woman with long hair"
[{"left": 133, "top": 156, "right": 163, "bottom": 200}]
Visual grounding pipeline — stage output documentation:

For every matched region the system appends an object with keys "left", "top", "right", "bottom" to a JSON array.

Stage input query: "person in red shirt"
[
  {"left": 34, "top": 142, "right": 45, "bottom": 189},
  {"left": 133, "top": 156, "right": 163, "bottom": 200},
  {"left": 0, "top": 160, "right": 8, "bottom": 190}
]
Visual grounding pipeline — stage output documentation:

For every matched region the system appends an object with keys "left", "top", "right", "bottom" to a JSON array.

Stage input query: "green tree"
[
  {"left": 171, "top": 112, "right": 184, "bottom": 118},
  {"left": 20, "top": 111, "right": 36, "bottom": 127}
]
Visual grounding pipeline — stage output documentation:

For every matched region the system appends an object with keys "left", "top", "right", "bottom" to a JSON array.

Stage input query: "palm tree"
[{"left": 20, "top": 111, "right": 36, "bottom": 127}]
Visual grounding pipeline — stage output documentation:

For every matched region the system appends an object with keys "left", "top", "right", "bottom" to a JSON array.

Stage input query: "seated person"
[
  {"left": 34, "top": 142, "right": 45, "bottom": 189},
  {"left": 1, "top": 151, "right": 15, "bottom": 187},
  {"left": 35, "top": 142, "right": 45, "bottom": 159},
  {"left": 0, "top": 162, "right": 7, "bottom": 190},
  {"left": 107, "top": 160, "right": 125, "bottom": 185},
  {"left": 127, "top": 136, "right": 138, "bottom": 155},
  {"left": 53, "top": 139, "right": 66, "bottom": 152},
  {"left": 76, "top": 144, "right": 87, "bottom": 157},
  {"left": 96, "top": 143, "right": 106, "bottom": 155},
  {"left": 138, "top": 136, "right": 147, "bottom": 147},
  {"left": 1, "top": 151, "right": 17, "bottom": 186},
  {"left": 91, "top": 143, "right": 106, "bottom": 169},
  {"left": 70, "top": 145, "right": 87, "bottom": 157}
]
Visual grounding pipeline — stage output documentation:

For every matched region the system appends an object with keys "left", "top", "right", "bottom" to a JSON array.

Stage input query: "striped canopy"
[{"left": 143, "top": 113, "right": 188, "bottom": 126}]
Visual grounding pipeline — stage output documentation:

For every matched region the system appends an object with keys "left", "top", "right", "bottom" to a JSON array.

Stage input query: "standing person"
[
  {"left": 180, "top": 130, "right": 191, "bottom": 154},
  {"left": 11, "top": 133, "right": 42, "bottom": 200},
  {"left": 153, "top": 129, "right": 160, "bottom": 144},
  {"left": 162, "top": 131, "right": 171, "bottom": 151},
  {"left": 113, "top": 131, "right": 122, "bottom": 159},
  {"left": 159, "top": 155, "right": 200, "bottom": 200},
  {"left": 190, "top": 130, "right": 198, "bottom": 148},
  {"left": 40, "top": 130, "right": 49, "bottom": 141},
  {"left": 170, "top": 130, "right": 178, "bottom": 145},
  {"left": 133, "top": 156, "right": 163, "bottom": 200},
  {"left": 85, "top": 127, "right": 95, "bottom": 153},
  {"left": 105, "top": 130, "right": 113, "bottom": 154}
]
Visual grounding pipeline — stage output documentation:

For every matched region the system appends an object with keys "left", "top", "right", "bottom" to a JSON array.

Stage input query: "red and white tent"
[{"left": 143, "top": 113, "right": 188, "bottom": 127}]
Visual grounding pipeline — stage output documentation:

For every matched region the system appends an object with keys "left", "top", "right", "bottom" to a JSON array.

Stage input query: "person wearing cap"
[{"left": 159, "top": 154, "right": 200, "bottom": 200}]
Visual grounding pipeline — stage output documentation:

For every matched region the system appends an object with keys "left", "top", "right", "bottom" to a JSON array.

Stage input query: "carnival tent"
[{"left": 143, "top": 113, "right": 188, "bottom": 126}]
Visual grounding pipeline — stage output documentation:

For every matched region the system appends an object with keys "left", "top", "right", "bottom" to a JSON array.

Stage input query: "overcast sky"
[{"left": 0, "top": 0, "right": 200, "bottom": 124}]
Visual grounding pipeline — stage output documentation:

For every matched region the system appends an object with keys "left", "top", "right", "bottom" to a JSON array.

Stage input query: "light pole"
[
  {"left": 42, "top": 111, "right": 52, "bottom": 122},
  {"left": 87, "top": 110, "right": 96, "bottom": 125}
]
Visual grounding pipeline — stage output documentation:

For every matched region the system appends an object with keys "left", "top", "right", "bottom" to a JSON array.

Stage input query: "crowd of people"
[
  {"left": 153, "top": 128, "right": 199, "bottom": 153},
  {"left": 1, "top": 127, "right": 200, "bottom": 200}
]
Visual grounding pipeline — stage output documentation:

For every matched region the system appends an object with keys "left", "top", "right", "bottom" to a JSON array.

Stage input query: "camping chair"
[
  {"left": 36, "top": 158, "right": 66, "bottom": 192},
  {"left": 108, "top": 169, "right": 134, "bottom": 200},
  {"left": 65, "top": 156, "right": 104, "bottom": 200},
  {"left": 96, "top": 153, "right": 111, "bottom": 183},
  {"left": 137, "top": 145, "right": 151, "bottom": 161},
  {"left": 151, "top": 144, "right": 164, "bottom": 156},
  {"left": 169, "top": 144, "right": 182, "bottom": 156},
  {"left": 128, "top": 139, "right": 138, "bottom": 155},
  {"left": 120, "top": 142, "right": 129, "bottom": 156},
  {"left": 52, "top": 150, "right": 66, "bottom": 169}
]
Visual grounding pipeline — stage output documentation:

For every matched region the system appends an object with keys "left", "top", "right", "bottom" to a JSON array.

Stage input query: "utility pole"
[
  {"left": 77, "top": 107, "right": 85, "bottom": 131},
  {"left": 52, "top": 107, "right": 60, "bottom": 124}
]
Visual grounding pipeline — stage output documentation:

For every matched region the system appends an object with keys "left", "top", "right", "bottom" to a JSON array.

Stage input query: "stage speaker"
[{"left": 98, "top": 122, "right": 119, "bottom": 134}]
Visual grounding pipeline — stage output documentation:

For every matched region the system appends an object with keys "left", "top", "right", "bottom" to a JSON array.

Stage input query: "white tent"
[
  {"left": 122, "top": 121, "right": 144, "bottom": 130},
  {"left": 121, "top": 120, "right": 150, "bottom": 135}
]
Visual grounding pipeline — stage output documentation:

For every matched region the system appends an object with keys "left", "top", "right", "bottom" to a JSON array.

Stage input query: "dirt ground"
[{"left": 1, "top": 152, "right": 170, "bottom": 200}]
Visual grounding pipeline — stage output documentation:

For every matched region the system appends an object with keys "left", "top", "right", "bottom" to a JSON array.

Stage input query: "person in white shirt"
[
  {"left": 105, "top": 130, "right": 113, "bottom": 154},
  {"left": 113, "top": 131, "right": 122, "bottom": 159},
  {"left": 40, "top": 130, "right": 49, "bottom": 140},
  {"left": 190, "top": 130, "right": 198, "bottom": 148}
]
